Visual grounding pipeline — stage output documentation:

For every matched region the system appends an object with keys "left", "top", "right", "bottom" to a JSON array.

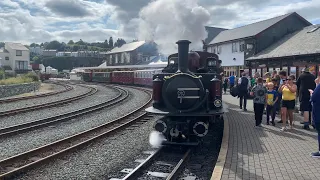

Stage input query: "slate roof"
[
  {"left": 6, "top": 42, "right": 29, "bottom": 51},
  {"left": 106, "top": 41, "right": 145, "bottom": 55},
  {"left": 209, "top": 12, "right": 309, "bottom": 44},
  {"left": 247, "top": 25, "right": 320, "bottom": 60},
  {"left": 204, "top": 26, "right": 228, "bottom": 44}
]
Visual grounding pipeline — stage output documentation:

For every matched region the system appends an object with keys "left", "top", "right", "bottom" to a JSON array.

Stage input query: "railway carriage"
[
  {"left": 134, "top": 69, "right": 163, "bottom": 86},
  {"left": 112, "top": 71, "right": 134, "bottom": 85}
]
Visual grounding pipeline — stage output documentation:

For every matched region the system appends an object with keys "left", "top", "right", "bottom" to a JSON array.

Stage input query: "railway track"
[
  {"left": 0, "top": 84, "right": 97, "bottom": 117},
  {"left": 0, "top": 82, "right": 73, "bottom": 103},
  {"left": 111, "top": 147, "right": 192, "bottom": 180},
  {"left": 0, "top": 87, "right": 153, "bottom": 179},
  {"left": 0, "top": 86, "right": 128, "bottom": 137}
]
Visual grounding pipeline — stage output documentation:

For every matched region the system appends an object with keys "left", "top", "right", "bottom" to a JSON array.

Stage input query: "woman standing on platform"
[
  {"left": 310, "top": 75, "right": 320, "bottom": 158},
  {"left": 279, "top": 75, "right": 297, "bottom": 131}
]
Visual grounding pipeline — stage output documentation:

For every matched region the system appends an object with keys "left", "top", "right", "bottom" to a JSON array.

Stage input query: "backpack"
[{"left": 230, "top": 86, "right": 239, "bottom": 97}]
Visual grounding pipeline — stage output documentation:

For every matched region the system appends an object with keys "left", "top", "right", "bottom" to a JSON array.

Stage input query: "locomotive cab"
[{"left": 145, "top": 40, "right": 224, "bottom": 145}]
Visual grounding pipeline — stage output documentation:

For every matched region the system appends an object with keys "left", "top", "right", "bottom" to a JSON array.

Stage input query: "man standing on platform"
[
  {"left": 229, "top": 74, "right": 235, "bottom": 90},
  {"left": 238, "top": 72, "right": 251, "bottom": 111},
  {"left": 296, "top": 67, "right": 316, "bottom": 130}
]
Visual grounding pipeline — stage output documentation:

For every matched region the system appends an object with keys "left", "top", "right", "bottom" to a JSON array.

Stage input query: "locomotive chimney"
[{"left": 176, "top": 40, "right": 191, "bottom": 73}]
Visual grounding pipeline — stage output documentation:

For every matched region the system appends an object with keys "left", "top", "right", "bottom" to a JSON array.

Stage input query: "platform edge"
[{"left": 210, "top": 114, "right": 229, "bottom": 180}]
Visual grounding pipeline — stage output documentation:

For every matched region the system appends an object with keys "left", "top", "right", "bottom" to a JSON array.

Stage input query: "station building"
[{"left": 206, "top": 12, "right": 313, "bottom": 77}]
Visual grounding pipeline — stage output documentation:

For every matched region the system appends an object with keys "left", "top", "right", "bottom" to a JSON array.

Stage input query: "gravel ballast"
[
  {"left": 14, "top": 115, "right": 159, "bottom": 180},
  {"left": 0, "top": 86, "right": 150, "bottom": 161},
  {"left": 0, "top": 84, "right": 89, "bottom": 112},
  {"left": 0, "top": 85, "right": 118, "bottom": 129}
]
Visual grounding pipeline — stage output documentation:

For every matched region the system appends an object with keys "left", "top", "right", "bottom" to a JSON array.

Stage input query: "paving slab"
[{"left": 215, "top": 94, "right": 320, "bottom": 180}]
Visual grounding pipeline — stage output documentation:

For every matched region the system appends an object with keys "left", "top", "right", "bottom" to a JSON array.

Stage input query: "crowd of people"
[{"left": 223, "top": 68, "right": 320, "bottom": 158}]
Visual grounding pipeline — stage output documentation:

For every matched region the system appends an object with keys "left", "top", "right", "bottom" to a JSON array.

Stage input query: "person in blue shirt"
[
  {"left": 266, "top": 82, "right": 278, "bottom": 126},
  {"left": 310, "top": 76, "right": 320, "bottom": 158},
  {"left": 229, "top": 74, "right": 235, "bottom": 89}
]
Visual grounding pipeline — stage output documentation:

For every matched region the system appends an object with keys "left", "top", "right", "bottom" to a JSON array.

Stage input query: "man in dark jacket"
[
  {"left": 238, "top": 73, "right": 250, "bottom": 111},
  {"left": 296, "top": 67, "right": 316, "bottom": 130}
]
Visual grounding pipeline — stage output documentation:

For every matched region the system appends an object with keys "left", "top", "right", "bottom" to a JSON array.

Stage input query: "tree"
[
  {"left": 45, "top": 41, "right": 61, "bottom": 50},
  {"left": 109, "top": 37, "right": 113, "bottom": 48},
  {"left": 32, "top": 56, "right": 41, "bottom": 64},
  {"left": 30, "top": 43, "right": 39, "bottom": 47},
  {"left": 67, "top": 40, "right": 74, "bottom": 45},
  {"left": 104, "top": 40, "right": 109, "bottom": 48},
  {"left": 115, "top": 38, "right": 126, "bottom": 47},
  {"left": 73, "top": 45, "right": 79, "bottom": 51},
  {"left": 0, "top": 42, "right": 4, "bottom": 48},
  {"left": 76, "top": 39, "right": 86, "bottom": 45}
]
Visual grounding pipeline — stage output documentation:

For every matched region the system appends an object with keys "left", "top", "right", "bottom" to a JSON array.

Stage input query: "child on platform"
[
  {"left": 266, "top": 82, "right": 278, "bottom": 126},
  {"left": 250, "top": 77, "right": 268, "bottom": 127}
]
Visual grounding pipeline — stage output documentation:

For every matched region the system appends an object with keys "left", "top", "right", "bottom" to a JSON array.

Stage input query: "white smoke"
[
  {"left": 136, "top": 0, "right": 210, "bottom": 55},
  {"left": 222, "top": 102, "right": 229, "bottom": 113},
  {"left": 149, "top": 131, "right": 166, "bottom": 148}
]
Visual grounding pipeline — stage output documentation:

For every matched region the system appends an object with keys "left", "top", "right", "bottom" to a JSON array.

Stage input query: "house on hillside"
[
  {"left": 42, "top": 49, "right": 57, "bottom": 57},
  {"left": 207, "top": 12, "right": 312, "bottom": 76},
  {"left": 105, "top": 41, "right": 158, "bottom": 66},
  {"left": 0, "top": 42, "right": 30, "bottom": 74}
]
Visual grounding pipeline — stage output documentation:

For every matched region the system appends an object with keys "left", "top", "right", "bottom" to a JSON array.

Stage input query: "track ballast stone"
[
  {"left": 0, "top": 84, "right": 110, "bottom": 129},
  {"left": 0, "top": 84, "right": 88, "bottom": 112},
  {"left": 0, "top": 87, "right": 150, "bottom": 162}
]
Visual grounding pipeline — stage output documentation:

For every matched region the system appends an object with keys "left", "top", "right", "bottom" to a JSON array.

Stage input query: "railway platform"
[{"left": 213, "top": 94, "right": 320, "bottom": 180}]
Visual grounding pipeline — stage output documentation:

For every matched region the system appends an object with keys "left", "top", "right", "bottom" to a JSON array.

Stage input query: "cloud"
[
  {"left": 45, "top": 0, "right": 91, "bottom": 17},
  {"left": 0, "top": 0, "right": 319, "bottom": 46}
]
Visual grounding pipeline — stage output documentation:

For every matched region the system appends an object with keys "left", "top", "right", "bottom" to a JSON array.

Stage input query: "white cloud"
[{"left": 0, "top": 0, "right": 319, "bottom": 48}]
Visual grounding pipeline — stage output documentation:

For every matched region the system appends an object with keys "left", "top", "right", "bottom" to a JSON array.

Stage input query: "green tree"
[
  {"left": 46, "top": 40, "right": 61, "bottom": 50},
  {"left": 67, "top": 40, "right": 74, "bottom": 45},
  {"left": 32, "top": 56, "right": 39, "bottom": 62},
  {"left": 109, "top": 37, "right": 113, "bottom": 48}
]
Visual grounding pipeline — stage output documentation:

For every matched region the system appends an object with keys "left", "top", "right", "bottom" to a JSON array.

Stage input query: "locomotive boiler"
[{"left": 145, "top": 40, "right": 224, "bottom": 145}]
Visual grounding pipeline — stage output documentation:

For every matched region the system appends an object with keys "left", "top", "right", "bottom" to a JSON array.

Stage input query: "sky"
[{"left": 0, "top": 0, "right": 319, "bottom": 52}]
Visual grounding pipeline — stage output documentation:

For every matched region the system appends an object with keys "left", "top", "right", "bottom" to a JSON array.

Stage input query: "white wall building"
[
  {"left": 207, "top": 40, "right": 245, "bottom": 67},
  {"left": 0, "top": 42, "right": 30, "bottom": 73},
  {"left": 29, "top": 46, "right": 43, "bottom": 55}
]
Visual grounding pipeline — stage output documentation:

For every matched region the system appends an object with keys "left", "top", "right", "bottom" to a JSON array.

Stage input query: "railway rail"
[
  {"left": 111, "top": 147, "right": 192, "bottom": 180},
  {"left": 0, "top": 82, "right": 73, "bottom": 104},
  {"left": 0, "top": 86, "right": 128, "bottom": 137},
  {"left": 0, "top": 87, "right": 152, "bottom": 179},
  {"left": 0, "top": 84, "right": 97, "bottom": 117}
]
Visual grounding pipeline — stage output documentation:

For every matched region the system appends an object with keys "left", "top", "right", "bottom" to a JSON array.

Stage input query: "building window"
[
  {"left": 232, "top": 42, "right": 238, "bottom": 53},
  {"left": 16, "top": 50, "right": 22, "bottom": 56},
  {"left": 15, "top": 61, "right": 28, "bottom": 70},
  {"left": 213, "top": 47, "right": 216, "bottom": 54},
  {"left": 239, "top": 42, "right": 245, "bottom": 52},
  {"left": 217, "top": 46, "right": 221, "bottom": 54},
  {"left": 5, "top": 57, "right": 9, "bottom": 60}
]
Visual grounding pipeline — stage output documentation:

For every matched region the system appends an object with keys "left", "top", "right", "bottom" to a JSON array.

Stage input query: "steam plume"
[
  {"left": 149, "top": 131, "right": 166, "bottom": 148},
  {"left": 136, "top": 0, "right": 210, "bottom": 55}
]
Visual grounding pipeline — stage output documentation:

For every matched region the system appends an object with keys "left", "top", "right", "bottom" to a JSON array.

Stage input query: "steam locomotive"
[{"left": 145, "top": 40, "right": 224, "bottom": 145}]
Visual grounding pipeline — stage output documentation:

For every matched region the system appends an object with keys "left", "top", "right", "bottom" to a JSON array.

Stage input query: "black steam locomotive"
[{"left": 145, "top": 40, "right": 224, "bottom": 145}]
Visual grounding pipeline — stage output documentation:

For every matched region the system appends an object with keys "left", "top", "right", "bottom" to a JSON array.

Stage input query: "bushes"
[
  {"left": 24, "top": 72, "right": 40, "bottom": 81},
  {"left": 0, "top": 72, "right": 39, "bottom": 85}
]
